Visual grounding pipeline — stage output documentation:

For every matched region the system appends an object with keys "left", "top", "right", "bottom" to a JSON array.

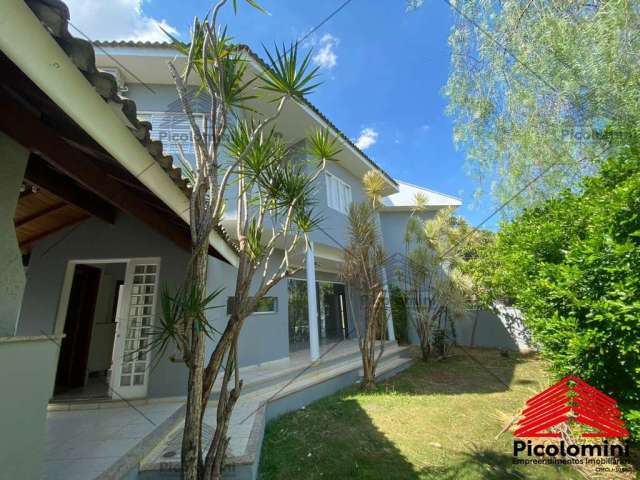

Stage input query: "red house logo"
[{"left": 515, "top": 376, "right": 629, "bottom": 438}]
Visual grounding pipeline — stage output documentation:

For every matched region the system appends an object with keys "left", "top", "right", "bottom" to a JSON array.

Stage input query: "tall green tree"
[
  {"left": 414, "top": 0, "right": 640, "bottom": 210},
  {"left": 402, "top": 206, "right": 473, "bottom": 361},
  {"left": 342, "top": 171, "right": 389, "bottom": 388},
  {"left": 156, "top": 2, "right": 340, "bottom": 478},
  {"left": 471, "top": 144, "right": 640, "bottom": 438}
]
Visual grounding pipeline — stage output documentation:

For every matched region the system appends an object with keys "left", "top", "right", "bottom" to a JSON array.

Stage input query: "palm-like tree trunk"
[{"left": 181, "top": 243, "right": 209, "bottom": 480}]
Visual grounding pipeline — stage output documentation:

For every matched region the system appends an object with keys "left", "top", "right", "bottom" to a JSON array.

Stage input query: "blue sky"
[{"left": 67, "top": 0, "right": 492, "bottom": 227}]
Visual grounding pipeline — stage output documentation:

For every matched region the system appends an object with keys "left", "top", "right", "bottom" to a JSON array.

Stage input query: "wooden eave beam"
[
  {"left": 15, "top": 201, "right": 67, "bottom": 228},
  {"left": 25, "top": 154, "right": 117, "bottom": 224},
  {"left": 19, "top": 215, "right": 89, "bottom": 249},
  {"left": 0, "top": 96, "right": 193, "bottom": 253}
]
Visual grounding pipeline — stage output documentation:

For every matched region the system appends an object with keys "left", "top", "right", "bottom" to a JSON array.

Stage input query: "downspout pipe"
[{"left": 0, "top": 0, "right": 238, "bottom": 267}]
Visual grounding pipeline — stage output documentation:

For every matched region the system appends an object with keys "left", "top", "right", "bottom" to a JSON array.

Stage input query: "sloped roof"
[
  {"left": 27, "top": 2, "right": 189, "bottom": 193},
  {"left": 24, "top": 0, "right": 235, "bottom": 253},
  {"left": 92, "top": 40, "right": 398, "bottom": 188},
  {"left": 381, "top": 180, "right": 462, "bottom": 211}
]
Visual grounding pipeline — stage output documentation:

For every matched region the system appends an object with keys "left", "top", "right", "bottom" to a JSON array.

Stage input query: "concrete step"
[
  {"left": 375, "top": 354, "right": 415, "bottom": 382},
  {"left": 212, "top": 341, "right": 408, "bottom": 398},
  {"left": 139, "top": 345, "right": 414, "bottom": 480}
]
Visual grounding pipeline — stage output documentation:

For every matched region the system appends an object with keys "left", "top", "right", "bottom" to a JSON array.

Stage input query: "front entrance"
[
  {"left": 54, "top": 264, "right": 103, "bottom": 395},
  {"left": 53, "top": 258, "right": 160, "bottom": 400},
  {"left": 288, "top": 278, "right": 348, "bottom": 352}
]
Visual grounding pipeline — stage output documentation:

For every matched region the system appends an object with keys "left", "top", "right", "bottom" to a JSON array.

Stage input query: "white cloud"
[
  {"left": 64, "top": 0, "right": 178, "bottom": 42},
  {"left": 421, "top": 124, "right": 431, "bottom": 132},
  {"left": 312, "top": 34, "right": 339, "bottom": 69},
  {"left": 355, "top": 128, "right": 379, "bottom": 150}
]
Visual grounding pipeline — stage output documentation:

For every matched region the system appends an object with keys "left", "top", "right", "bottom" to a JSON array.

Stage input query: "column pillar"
[
  {"left": 0, "top": 132, "right": 28, "bottom": 336},
  {"left": 376, "top": 211, "right": 396, "bottom": 343},
  {"left": 306, "top": 240, "right": 320, "bottom": 362},
  {"left": 381, "top": 267, "right": 396, "bottom": 342}
]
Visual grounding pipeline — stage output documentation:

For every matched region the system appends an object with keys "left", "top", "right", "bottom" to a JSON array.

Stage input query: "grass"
[{"left": 259, "top": 348, "right": 585, "bottom": 480}]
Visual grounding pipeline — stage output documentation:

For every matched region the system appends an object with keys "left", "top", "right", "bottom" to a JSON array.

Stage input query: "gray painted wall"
[
  {"left": 126, "top": 84, "right": 188, "bottom": 113},
  {"left": 205, "top": 254, "right": 290, "bottom": 369},
  {"left": 379, "top": 210, "right": 435, "bottom": 258},
  {"left": 455, "top": 310, "right": 522, "bottom": 350},
  {"left": 307, "top": 161, "right": 367, "bottom": 250},
  {"left": 405, "top": 309, "right": 531, "bottom": 352},
  {"left": 16, "top": 213, "right": 192, "bottom": 397},
  {"left": 0, "top": 338, "right": 59, "bottom": 480},
  {"left": 15, "top": 211, "right": 358, "bottom": 397},
  {"left": 124, "top": 84, "right": 367, "bottom": 253}
]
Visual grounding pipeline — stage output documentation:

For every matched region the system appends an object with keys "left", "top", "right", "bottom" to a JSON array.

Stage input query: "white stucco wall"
[{"left": 0, "top": 132, "right": 28, "bottom": 335}]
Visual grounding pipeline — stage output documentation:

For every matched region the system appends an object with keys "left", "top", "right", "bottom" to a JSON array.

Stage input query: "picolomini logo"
[
  {"left": 511, "top": 376, "right": 632, "bottom": 471},
  {"left": 515, "top": 376, "right": 629, "bottom": 438}
]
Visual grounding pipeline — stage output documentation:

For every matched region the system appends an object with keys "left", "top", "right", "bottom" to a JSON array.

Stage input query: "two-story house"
[
  {"left": 71, "top": 40, "right": 462, "bottom": 399},
  {"left": 0, "top": 1, "right": 462, "bottom": 478}
]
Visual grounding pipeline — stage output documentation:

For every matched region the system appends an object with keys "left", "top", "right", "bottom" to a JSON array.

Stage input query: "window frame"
[
  {"left": 226, "top": 296, "right": 279, "bottom": 315},
  {"left": 325, "top": 171, "right": 352, "bottom": 215},
  {"left": 137, "top": 111, "right": 206, "bottom": 157}
]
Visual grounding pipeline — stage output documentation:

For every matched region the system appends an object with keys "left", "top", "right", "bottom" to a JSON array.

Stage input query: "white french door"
[{"left": 110, "top": 258, "right": 161, "bottom": 399}]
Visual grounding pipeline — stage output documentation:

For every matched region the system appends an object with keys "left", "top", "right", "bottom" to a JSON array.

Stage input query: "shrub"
[
  {"left": 390, "top": 286, "right": 409, "bottom": 344},
  {"left": 474, "top": 144, "right": 640, "bottom": 439}
]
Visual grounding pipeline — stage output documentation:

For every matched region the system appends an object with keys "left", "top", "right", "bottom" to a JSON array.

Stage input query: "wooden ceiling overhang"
[{"left": 1, "top": 53, "right": 226, "bottom": 260}]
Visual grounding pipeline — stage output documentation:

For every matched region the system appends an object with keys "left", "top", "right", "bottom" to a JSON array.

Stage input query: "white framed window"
[
  {"left": 137, "top": 111, "right": 206, "bottom": 157},
  {"left": 325, "top": 172, "right": 352, "bottom": 214},
  {"left": 227, "top": 296, "right": 278, "bottom": 315}
]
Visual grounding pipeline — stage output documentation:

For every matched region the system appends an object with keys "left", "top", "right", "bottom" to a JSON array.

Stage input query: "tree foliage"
[
  {"left": 442, "top": 0, "right": 640, "bottom": 210},
  {"left": 342, "top": 171, "right": 388, "bottom": 388},
  {"left": 402, "top": 206, "right": 474, "bottom": 361},
  {"left": 157, "top": 1, "right": 340, "bottom": 477},
  {"left": 471, "top": 144, "right": 640, "bottom": 438}
]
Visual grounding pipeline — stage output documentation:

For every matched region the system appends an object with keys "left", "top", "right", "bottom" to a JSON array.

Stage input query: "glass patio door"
[
  {"left": 110, "top": 258, "right": 160, "bottom": 399},
  {"left": 288, "top": 279, "right": 348, "bottom": 351}
]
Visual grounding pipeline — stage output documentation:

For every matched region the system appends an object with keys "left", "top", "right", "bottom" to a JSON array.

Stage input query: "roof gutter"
[{"left": 0, "top": 0, "right": 238, "bottom": 267}]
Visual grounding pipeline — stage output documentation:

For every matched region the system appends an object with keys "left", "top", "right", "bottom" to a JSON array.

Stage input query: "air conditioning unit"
[{"left": 98, "top": 66, "right": 128, "bottom": 93}]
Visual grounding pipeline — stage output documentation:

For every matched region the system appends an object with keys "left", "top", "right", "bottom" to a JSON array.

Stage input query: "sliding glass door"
[
  {"left": 288, "top": 279, "right": 348, "bottom": 351},
  {"left": 288, "top": 279, "right": 309, "bottom": 349}
]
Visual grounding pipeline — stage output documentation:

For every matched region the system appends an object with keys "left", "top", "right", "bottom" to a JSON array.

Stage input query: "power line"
[
  {"left": 67, "top": 21, "right": 157, "bottom": 94},
  {"left": 441, "top": 0, "right": 623, "bottom": 124},
  {"left": 295, "top": 0, "right": 356, "bottom": 48},
  {"left": 439, "top": 142, "right": 614, "bottom": 260}
]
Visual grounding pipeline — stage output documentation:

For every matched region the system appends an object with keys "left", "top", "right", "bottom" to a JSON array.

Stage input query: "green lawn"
[{"left": 259, "top": 348, "right": 584, "bottom": 479}]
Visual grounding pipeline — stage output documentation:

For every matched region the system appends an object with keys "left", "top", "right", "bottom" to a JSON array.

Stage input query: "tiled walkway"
[
  {"left": 43, "top": 402, "right": 182, "bottom": 480},
  {"left": 42, "top": 340, "right": 410, "bottom": 480},
  {"left": 142, "top": 341, "right": 412, "bottom": 476}
]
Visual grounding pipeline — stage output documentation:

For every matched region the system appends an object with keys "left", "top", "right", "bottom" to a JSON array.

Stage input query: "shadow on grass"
[
  {"left": 259, "top": 349, "right": 560, "bottom": 480},
  {"left": 418, "top": 446, "right": 578, "bottom": 480},
  {"left": 259, "top": 398, "right": 577, "bottom": 480},
  {"left": 378, "top": 347, "right": 530, "bottom": 397},
  {"left": 260, "top": 397, "right": 421, "bottom": 480}
]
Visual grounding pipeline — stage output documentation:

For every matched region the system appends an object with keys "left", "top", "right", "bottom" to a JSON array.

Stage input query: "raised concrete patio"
[{"left": 42, "top": 339, "right": 413, "bottom": 480}]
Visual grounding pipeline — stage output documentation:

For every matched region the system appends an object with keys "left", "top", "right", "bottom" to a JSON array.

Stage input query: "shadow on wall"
[
  {"left": 455, "top": 306, "right": 534, "bottom": 352},
  {"left": 260, "top": 397, "right": 421, "bottom": 480}
]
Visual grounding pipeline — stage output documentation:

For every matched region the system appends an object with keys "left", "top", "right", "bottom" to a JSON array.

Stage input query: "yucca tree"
[
  {"left": 403, "top": 204, "right": 472, "bottom": 361},
  {"left": 156, "top": 2, "right": 340, "bottom": 478},
  {"left": 342, "top": 171, "right": 388, "bottom": 389}
]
